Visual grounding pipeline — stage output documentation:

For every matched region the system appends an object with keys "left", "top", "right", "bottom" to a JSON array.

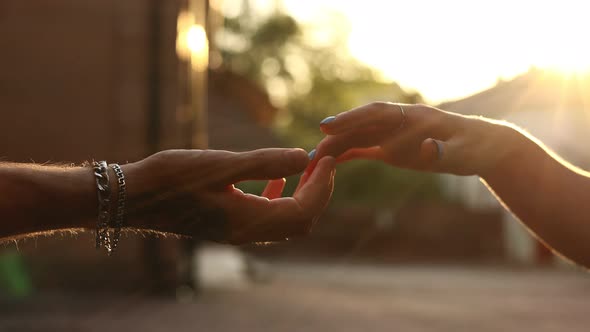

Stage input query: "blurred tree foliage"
[{"left": 214, "top": 1, "right": 442, "bottom": 206}]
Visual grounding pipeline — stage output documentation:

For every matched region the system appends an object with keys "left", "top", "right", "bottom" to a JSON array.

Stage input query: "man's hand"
[{"left": 123, "top": 148, "right": 336, "bottom": 244}]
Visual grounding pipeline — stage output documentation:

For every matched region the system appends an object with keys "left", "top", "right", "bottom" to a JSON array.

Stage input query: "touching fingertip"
[
  {"left": 322, "top": 155, "right": 337, "bottom": 169},
  {"left": 320, "top": 116, "right": 336, "bottom": 126},
  {"left": 285, "top": 148, "right": 310, "bottom": 171}
]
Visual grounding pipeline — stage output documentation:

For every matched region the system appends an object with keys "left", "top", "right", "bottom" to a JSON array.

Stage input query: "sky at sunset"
[{"left": 275, "top": 0, "right": 590, "bottom": 103}]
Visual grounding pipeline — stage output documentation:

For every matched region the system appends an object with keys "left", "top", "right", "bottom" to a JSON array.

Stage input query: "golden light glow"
[
  {"left": 187, "top": 25, "right": 209, "bottom": 71},
  {"left": 176, "top": 11, "right": 209, "bottom": 72},
  {"left": 279, "top": 0, "right": 590, "bottom": 102},
  {"left": 535, "top": 46, "right": 590, "bottom": 75}
]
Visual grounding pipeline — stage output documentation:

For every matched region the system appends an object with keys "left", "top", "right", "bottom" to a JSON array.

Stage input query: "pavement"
[{"left": 1, "top": 263, "right": 590, "bottom": 332}]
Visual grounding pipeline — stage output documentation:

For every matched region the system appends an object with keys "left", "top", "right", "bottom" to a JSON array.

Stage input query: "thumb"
[{"left": 223, "top": 148, "right": 310, "bottom": 185}]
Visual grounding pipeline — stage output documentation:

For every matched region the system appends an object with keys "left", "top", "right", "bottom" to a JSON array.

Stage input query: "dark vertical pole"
[
  {"left": 144, "top": 0, "right": 166, "bottom": 293},
  {"left": 147, "top": 0, "right": 161, "bottom": 152},
  {"left": 181, "top": 0, "right": 209, "bottom": 295},
  {"left": 189, "top": 0, "right": 209, "bottom": 149}
]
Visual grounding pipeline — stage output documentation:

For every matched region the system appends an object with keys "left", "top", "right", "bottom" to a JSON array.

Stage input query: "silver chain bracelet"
[
  {"left": 92, "top": 160, "right": 112, "bottom": 253},
  {"left": 92, "top": 161, "right": 127, "bottom": 255}
]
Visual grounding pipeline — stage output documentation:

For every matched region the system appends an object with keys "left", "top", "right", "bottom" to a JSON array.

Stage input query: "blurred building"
[
  {"left": 0, "top": 0, "right": 209, "bottom": 291},
  {"left": 208, "top": 68, "right": 283, "bottom": 150},
  {"left": 0, "top": 0, "right": 282, "bottom": 291},
  {"left": 439, "top": 69, "right": 590, "bottom": 265},
  {"left": 0, "top": 0, "right": 203, "bottom": 162}
]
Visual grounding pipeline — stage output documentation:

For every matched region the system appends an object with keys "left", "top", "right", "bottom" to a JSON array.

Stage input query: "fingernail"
[
  {"left": 434, "top": 140, "right": 444, "bottom": 160},
  {"left": 308, "top": 149, "right": 316, "bottom": 160},
  {"left": 320, "top": 116, "right": 336, "bottom": 126}
]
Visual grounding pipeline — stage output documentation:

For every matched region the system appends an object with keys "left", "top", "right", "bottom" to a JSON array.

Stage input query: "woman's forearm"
[
  {"left": 313, "top": 102, "right": 590, "bottom": 267},
  {"left": 481, "top": 124, "right": 590, "bottom": 267},
  {"left": 0, "top": 163, "right": 96, "bottom": 240}
]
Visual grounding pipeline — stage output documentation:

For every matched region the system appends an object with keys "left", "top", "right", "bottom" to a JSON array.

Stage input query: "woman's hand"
[
  {"left": 305, "top": 101, "right": 590, "bottom": 268},
  {"left": 309, "top": 102, "right": 518, "bottom": 177},
  {"left": 122, "top": 148, "right": 336, "bottom": 244}
]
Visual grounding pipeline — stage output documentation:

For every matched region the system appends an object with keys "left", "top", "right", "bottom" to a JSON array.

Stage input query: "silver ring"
[{"left": 396, "top": 103, "right": 406, "bottom": 131}]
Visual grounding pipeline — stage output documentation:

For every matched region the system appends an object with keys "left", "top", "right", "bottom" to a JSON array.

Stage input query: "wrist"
[
  {"left": 68, "top": 167, "right": 98, "bottom": 228},
  {"left": 477, "top": 119, "right": 528, "bottom": 180},
  {"left": 27, "top": 165, "right": 96, "bottom": 231},
  {"left": 119, "top": 161, "right": 153, "bottom": 230}
]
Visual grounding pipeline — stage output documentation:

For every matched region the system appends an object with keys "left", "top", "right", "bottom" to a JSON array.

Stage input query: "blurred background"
[{"left": 1, "top": 0, "right": 590, "bottom": 330}]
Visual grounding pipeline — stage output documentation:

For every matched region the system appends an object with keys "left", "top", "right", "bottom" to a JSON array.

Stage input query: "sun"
[
  {"left": 531, "top": 9, "right": 590, "bottom": 75},
  {"left": 537, "top": 50, "right": 590, "bottom": 75},
  {"left": 275, "top": 0, "right": 590, "bottom": 101}
]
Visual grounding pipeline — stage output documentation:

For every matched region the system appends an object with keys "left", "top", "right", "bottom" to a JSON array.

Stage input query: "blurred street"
[{"left": 2, "top": 263, "right": 590, "bottom": 332}]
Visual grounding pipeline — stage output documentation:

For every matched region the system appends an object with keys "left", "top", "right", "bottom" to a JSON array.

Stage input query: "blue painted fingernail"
[
  {"left": 308, "top": 149, "right": 316, "bottom": 160},
  {"left": 320, "top": 116, "right": 336, "bottom": 125},
  {"left": 434, "top": 140, "right": 444, "bottom": 160}
]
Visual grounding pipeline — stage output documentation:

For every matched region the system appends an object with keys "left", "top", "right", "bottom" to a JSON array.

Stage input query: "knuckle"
[
  {"left": 367, "top": 101, "right": 388, "bottom": 113},
  {"left": 368, "top": 101, "right": 384, "bottom": 108},
  {"left": 145, "top": 149, "right": 191, "bottom": 173},
  {"left": 407, "top": 104, "right": 431, "bottom": 122},
  {"left": 236, "top": 150, "right": 263, "bottom": 169},
  {"left": 236, "top": 150, "right": 259, "bottom": 165},
  {"left": 409, "top": 104, "right": 429, "bottom": 116},
  {"left": 148, "top": 150, "right": 176, "bottom": 164},
  {"left": 251, "top": 148, "right": 269, "bottom": 159},
  {"left": 362, "top": 104, "right": 383, "bottom": 119}
]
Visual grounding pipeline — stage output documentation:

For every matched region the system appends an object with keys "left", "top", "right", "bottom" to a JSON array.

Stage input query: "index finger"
[
  {"left": 320, "top": 102, "right": 409, "bottom": 135},
  {"left": 304, "top": 126, "right": 390, "bottom": 175},
  {"left": 220, "top": 148, "right": 309, "bottom": 186}
]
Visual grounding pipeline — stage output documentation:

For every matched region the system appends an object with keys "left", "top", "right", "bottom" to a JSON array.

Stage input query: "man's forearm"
[
  {"left": 0, "top": 159, "right": 227, "bottom": 242},
  {"left": 0, "top": 163, "right": 96, "bottom": 240},
  {"left": 481, "top": 125, "right": 590, "bottom": 267}
]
